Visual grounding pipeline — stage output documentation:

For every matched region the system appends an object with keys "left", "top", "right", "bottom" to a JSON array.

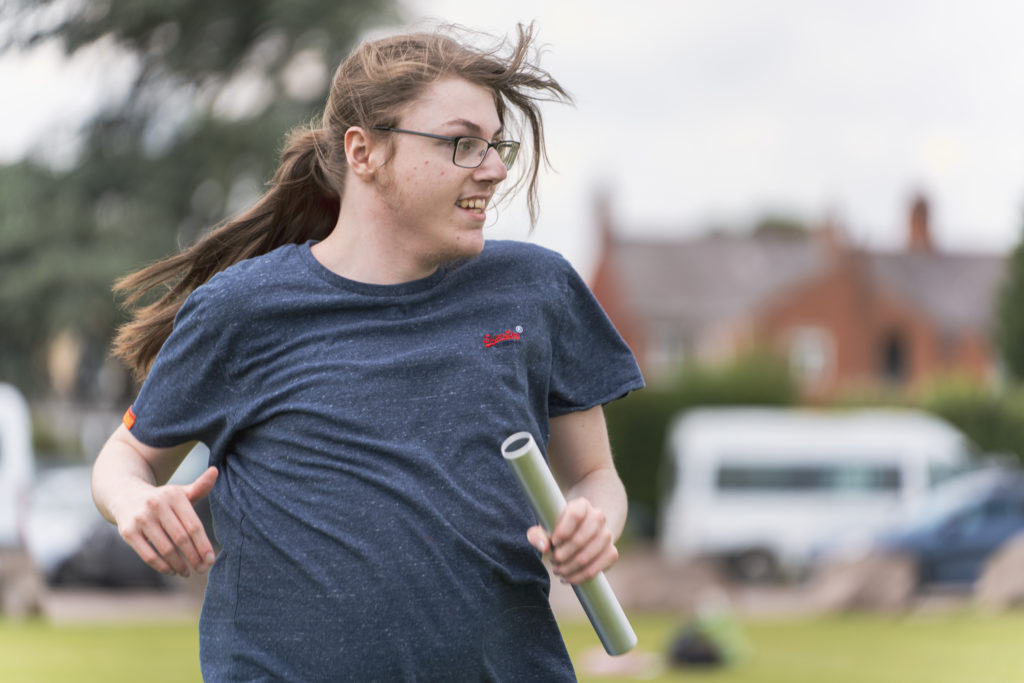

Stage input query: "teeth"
[{"left": 457, "top": 198, "right": 487, "bottom": 210}]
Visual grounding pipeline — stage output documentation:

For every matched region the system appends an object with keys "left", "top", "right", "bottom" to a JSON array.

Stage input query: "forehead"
[{"left": 399, "top": 77, "right": 501, "bottom": 135}]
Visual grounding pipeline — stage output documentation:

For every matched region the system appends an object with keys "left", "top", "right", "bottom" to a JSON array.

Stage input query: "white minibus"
[{"left": 659, "top": 407, "right": 974, "bottom": 580}]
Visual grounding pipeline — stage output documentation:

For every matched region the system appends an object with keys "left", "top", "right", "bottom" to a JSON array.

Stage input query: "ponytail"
[{"left": 112, "top": 127, "right": 340, "bottom": 381}]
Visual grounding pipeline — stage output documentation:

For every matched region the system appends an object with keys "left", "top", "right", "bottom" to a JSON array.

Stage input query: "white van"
[
  {"left": 658, "top": 407, "right": 974, "bottom": 580},
  {"left": 0, "top": 383, "right": 35, "bottom": 551}
]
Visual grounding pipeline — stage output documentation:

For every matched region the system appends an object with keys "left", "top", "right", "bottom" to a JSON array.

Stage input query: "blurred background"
[{"left": 3, "top": 1, "right": 1024, "bottom": 681}]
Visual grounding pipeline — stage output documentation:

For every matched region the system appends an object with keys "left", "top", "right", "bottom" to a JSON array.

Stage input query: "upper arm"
[{"left": 547, "top": 405, "right": 617, "bottom": 490}]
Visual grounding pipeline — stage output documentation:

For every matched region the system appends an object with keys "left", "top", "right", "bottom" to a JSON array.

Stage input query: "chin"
[{"left": 451, "top": 230, "right": 486, "bottom": 259}]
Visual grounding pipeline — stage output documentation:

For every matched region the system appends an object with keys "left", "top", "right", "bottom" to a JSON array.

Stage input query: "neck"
[
  {"left": 310, "top": 190, "right": 441, "bottom": 285},
  {"left": 312, "top": 223, "right": 440, "bottom": 285}
]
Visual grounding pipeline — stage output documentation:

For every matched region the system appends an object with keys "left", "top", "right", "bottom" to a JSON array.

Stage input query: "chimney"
[{"left": 907, "top": 195, "right": 932, "bottom": 252}]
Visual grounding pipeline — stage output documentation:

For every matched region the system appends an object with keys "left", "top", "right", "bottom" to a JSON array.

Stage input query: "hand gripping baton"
[{"left": 501, "top": 432, "right": 638, "bottom": 655}]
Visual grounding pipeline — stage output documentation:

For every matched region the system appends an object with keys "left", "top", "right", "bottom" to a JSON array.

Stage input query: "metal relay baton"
[{"left": 501, "top": 431, "right": 638, "bottom": 655}]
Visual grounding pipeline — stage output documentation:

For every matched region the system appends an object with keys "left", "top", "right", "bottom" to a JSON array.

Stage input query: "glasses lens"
[
  {"left": 452, "top": 138, "right": 521, "bottom": 169},
  {"left": 453, "top": 137, "right": 488, "bottom": 167},
  {"left": 496, "top": 142, "right": 520, "bottom": 169}
]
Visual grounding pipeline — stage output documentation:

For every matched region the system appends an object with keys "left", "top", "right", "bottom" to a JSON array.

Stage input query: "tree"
[
  {"left": 0, "top": 0, "right": 398, "bottom": 398},
  {"left": 751, "top": 214, "right": 810, "bottom": 240},
  {"left": 996, "top": 218, "right": 1024, "bottom": 381}
]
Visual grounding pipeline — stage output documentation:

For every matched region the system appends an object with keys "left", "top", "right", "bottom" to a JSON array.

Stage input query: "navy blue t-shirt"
[{"left": 127, "top": 240, "right": 644, "bottom": 681}]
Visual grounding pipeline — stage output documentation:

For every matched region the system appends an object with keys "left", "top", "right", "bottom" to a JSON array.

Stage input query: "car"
[
  {"left": 873, "top": 466, "right": 1024, "bottom": 585},
  {"left": 25, "top": 444, "right": 215, "bottom": 588},
  {"left": 816, "top": 466, "right": 1024, "bottom": 586}
]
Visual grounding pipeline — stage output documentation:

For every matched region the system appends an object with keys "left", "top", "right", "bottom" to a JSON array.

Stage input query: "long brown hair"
[{"left": 113, "top": 23, "right": 570, "bottom": 381}]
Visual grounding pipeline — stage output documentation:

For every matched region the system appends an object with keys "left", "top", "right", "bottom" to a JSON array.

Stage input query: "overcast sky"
[{"left": 4, "top": 0, "right": 1024, "bottom": 276}]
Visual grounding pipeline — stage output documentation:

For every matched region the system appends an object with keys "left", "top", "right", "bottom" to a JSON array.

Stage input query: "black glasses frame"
[{"left": 372, "top": 126, "right": 520, "bottom": 169}]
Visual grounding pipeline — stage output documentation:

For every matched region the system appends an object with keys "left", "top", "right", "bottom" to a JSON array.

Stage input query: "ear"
[{"left": 344, "top": 126, "right": 384, "bottom": 181}]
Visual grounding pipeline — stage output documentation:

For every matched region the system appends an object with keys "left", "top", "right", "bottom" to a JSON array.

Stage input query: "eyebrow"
[{"left": 440, "top": 118, "right": 503, "bottom": 139}]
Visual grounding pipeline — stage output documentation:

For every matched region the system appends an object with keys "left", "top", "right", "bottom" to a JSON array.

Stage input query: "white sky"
[{"left": 3, "top": 0, "right": 1024, "bottom": 276}]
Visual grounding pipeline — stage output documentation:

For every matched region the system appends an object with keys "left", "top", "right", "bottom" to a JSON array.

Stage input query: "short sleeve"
[
  {"left": 548, "top": 260, "right": 644, "bottom": 416},
  {"left": 125, "top": 283, "right": 242, "bottom": 458}
]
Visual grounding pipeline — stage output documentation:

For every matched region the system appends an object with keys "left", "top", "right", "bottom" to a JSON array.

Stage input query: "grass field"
[
  {"left": 2, "top": 609, "right": 1023, "bottom": 682},
  {"left": 561, "top": 610, "right": 1024, "bottom": 682},
  {"left": 0, "top": 618, "right": 202, "bottom": 683}
]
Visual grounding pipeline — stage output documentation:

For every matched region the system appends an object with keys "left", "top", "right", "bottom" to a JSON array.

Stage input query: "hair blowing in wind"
[{"left": 111, "top": 23, "right": 571, "bottom": 381}]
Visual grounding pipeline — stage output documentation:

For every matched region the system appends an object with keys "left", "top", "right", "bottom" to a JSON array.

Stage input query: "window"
[
  {"left": 716, "top": 464, "right": 901, "bottom": 493},
  {"left": 880, "top": 330, "right": 909, "bottom": 384},
  {"left": 787, "top": 327, "right": 834, "bottom": 388},
  {"left": 647, "top": 322, "right": 685, "bottom": 376}
]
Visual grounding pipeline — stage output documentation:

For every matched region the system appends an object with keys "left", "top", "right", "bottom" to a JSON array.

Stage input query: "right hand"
[{"left": 114, "top": 466, "right": 219, "bottom": 577}]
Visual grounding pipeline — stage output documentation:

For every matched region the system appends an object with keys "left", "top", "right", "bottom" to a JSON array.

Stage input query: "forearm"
[
  {"left": 92, "top": 440, "right": 157, "bottom": 525},
  {"left": 564, "top": 465, "right": 628, "bottom": 543},
  {"left": 91, "top": 425, "right": 191, "bottom": 524},
  {"left": 530, "top": 405, "right": 628, "bottom": 584}
]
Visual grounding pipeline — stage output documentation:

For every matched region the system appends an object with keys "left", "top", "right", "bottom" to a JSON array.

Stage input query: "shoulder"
[
  {"left": 480, "top": 239, "right": 569, "bottom": 268},
  {"left": 470, "top": 240, "right": 575, "bottom": 285},
  {"left": 184, "top": 243, "right": 306, "bottom": 318}
]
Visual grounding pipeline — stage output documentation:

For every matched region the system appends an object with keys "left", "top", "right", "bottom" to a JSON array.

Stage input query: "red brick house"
[{"left": 590, "top": 195, "right": 1007, "bottom": 398}]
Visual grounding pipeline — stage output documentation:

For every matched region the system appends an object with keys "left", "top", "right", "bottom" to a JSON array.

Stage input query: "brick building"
[{"left": 589, "top": 195, "right": 1008, "bottom": 398}]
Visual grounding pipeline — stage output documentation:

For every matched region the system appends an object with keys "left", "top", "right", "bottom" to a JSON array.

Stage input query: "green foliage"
[
  {"left": 0, "top": 161, "right": 141, "bottom": 393},
  {"left": 0, "top": 0, "right": 398, "bottom": 397},
  {"left": 606, "top": 351, "right": 798, "bottom": 534},
  {"left": 996, "top": 219, "right": 1024, "bottom": 381},
  {"left": 751, "top": 214, "right": 810, "bottom": 240},
  {"left": 831, "top": 375, "right": 1024, "bottom": 466},
  {"left": 919, "top": 378, "right": 1024, "bottom": 465}
]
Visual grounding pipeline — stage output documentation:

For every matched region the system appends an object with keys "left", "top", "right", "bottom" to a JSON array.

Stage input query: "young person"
[{"left": 92, "top": 23, "right": 643, "bottom": 681}]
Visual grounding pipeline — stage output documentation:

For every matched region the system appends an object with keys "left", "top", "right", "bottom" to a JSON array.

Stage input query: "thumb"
[{"left": 184, "top": 466, "right": 218, "bottom": 503}]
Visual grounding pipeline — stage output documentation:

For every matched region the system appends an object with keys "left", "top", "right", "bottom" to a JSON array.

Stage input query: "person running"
[{"left": 92, "top": 23, "right": 643, "bottom": 681}]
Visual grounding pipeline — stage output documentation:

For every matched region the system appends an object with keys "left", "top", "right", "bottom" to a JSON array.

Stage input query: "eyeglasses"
[{"left": 372, "top": 126, "right": 520, "bottom": 170}]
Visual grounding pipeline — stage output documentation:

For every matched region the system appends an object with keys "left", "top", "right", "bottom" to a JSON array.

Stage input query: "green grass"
[
  {"left": 2, "top": 610, "right": 1023, "bottom": 682},
  {"left": 560, "top": 610, "right": 1024, "bottom": 682},
  {"left": 0, "top": 618, "right": 202, "bottom": 683}
]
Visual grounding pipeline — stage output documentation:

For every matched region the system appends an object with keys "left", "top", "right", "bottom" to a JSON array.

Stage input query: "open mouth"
[{"left": 456, "top": 197, "right": 487, "bottom": 212}]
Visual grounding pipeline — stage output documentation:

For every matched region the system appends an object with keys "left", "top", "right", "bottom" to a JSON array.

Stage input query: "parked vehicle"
[
  {"left": 868, "top": 466, "right": 1024, "bottom": 585},
  {"left": 659, "top": 407, "right": 976, "bottom": 581},
  {"left": 25, "top": 463, "right": 162, "bottom": 587},
  {"left": 25, "top": 443, "right": 214, "bottom": 587},
  {"left": 0, "top": 383, "right": 34, "bottom": 550}
]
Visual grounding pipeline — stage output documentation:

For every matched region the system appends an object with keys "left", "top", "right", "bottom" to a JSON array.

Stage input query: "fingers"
[
  {"left": 117, "top": 485, "right": 216, "bottom": 578},
  {"left": 120, "top": 524, "right": 177, "bottom": 576},
  {"left": 526, "top": 525, "right": 550, "bottom": 554},
  {"left": 532, "top": 498, "right": 619, "bottom": 585}
]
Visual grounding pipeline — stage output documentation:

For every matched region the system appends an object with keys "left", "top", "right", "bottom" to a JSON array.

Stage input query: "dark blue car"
[{"left": 875, "top": 467, "right": 1024, "bottom": 584}]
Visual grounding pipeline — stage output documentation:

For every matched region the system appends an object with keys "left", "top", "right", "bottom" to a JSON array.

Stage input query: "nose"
[{"left": 474, "top": 145, "right": 508, "bottom": 183}]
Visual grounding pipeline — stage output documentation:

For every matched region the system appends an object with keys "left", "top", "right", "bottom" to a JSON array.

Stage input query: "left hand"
[{"left": 526, "top": 496, "right": 619, "bottom": 585}]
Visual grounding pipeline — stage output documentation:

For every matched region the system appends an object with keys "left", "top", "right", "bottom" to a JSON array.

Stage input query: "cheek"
[{"left": 402, "top": 161, "right": 447, "bottom": 183}]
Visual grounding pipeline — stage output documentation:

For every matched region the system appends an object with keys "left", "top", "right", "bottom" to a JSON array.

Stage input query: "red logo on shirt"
[{"left": 483, "top": 327, "right": 523, "bottom": 348}]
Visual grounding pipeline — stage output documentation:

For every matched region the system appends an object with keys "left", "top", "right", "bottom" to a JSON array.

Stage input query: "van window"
[{"left": 716, "top": 464, "right": 901, "bottom": 492}]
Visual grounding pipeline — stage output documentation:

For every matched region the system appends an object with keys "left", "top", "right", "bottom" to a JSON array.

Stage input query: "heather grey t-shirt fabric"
[{"left": 126, "top": 240, "right": 644, "bottom": 681}]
